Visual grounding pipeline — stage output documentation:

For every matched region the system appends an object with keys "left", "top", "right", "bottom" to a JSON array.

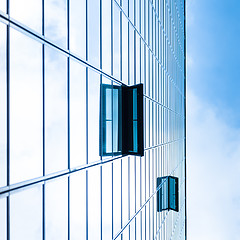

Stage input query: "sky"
[{"left": 187, "top": 0, "right": 240, "bottom": 239}]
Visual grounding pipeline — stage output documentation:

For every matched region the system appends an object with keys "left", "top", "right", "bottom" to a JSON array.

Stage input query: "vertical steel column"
[
  {"left": 86, "top": 0, "right": 89, "bottom": 239},
  {"left": 184, "top": 0, "right": 187, "bottom": 239},
  {"left": 6, "top": 0, "right": 10, "bottom": 237},
  {"left": 42, "top": 0, "right": 45, "bottom": 239},
  {"left": 67, "top": 0, "right": 70, "bottom": 239}
]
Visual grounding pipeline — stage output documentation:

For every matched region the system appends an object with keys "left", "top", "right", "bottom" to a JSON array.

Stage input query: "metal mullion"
[
  {"left": 42, "top": 0, "right": 45, "bottom": 239},
  {"left": 119, "top": 0, "right": 123, "bottom": 237},
  {"left": 86, "top": 0, "right": 89, "bottom": 239},
  {"left": 111, "top": 0, "right": 114, "bottom": 237},
  {"left": 127, "top": 0, "right": 130, "bottom": 238},
  {"left": 99, "top": 0, "right": 103, "bottom": 237},
  {"left": 67, "top": 0, "right": 70, "bottom": 238},
  {"left": 6, "top": 0, "right": 10, "bottom": 238},
  {"left": 139, "top": 1, "right": 142, "bottom": 237},
  {"left": 133, "top": 0, "right": 137, "bottom": 237},
  {"left": 119, "top": 1, "right": 123, "bottom": 238}
]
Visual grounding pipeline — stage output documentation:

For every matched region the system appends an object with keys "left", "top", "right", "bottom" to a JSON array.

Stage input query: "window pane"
[
  {"left": 70, "top": 60, "right": 86, "bottom": 168},
  {"left": 10, "top": 0, "right": 42, "bottom": 33},
  {"left": 88, "top": 0, "right": 100, "bottom": 67},
  {"left": 0, "top": 23, "right": 6, "bottom": 187},
  {"left": 113, "top": 4, "right": 120, "bottom": 79},
  {"left": 45, "top": 178, "right": 68, "bottom": 240},
  {"left": 10, "top": 28, "right": 42, "bottom": 184},
  {"left": 10, "top": 185, "right": 42, "bottom": 240},
  {"left": 45, "top": 46, "right": 67, "bottom": 174},
  {"left": 133, "top": 121, "right": 138, "bottom": 152},
  {"left": 102, "top": 162, "right": 112, "bottom": 239},
  {"left": 106, "top": 121, "right": 112, "bottom": 154},
  {"left": 102, "top": 0, "right": 111, "bottom": 74},
  {"left": 45, "top": 0, "right": 67, "bottom": 49},
  {"left": 88, "top": 69, "right": 101, "bottom": 162},
  {"left": 113, "top": 87, "right": 120, "bottom": 153},
  {"left": 70, "top": 172, "right": 86, "bottom": 239},
  {"left": 0, "top": 0, "right": 6, "bottom": 12},
  {"left": 0, "top": 198, "right": 6, "bottom": 240},
  {"left": 113, "top": 160, "right": 121, "bottom": 236},
  {"left": 70, "top": 0, "right": 86, "bottom": 59},
  {"left": 88, "top": 167, "right": 100, "bottom": 240},
  {"left": 105, "top": 88, "right": 112, "bottom": 120}
]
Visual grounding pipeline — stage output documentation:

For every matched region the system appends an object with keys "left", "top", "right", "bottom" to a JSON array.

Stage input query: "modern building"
[{"left": 0, "top": 0, "right": 186, "bottom": 239}]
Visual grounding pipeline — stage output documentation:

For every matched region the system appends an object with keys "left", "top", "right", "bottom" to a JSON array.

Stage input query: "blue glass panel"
[
  {"left": 70, "top": 60, "right": 86, "bottom": 167},
  {"left": 45, "top": 46, "right": 67, "bottom": 175},
  {"left": 113, "top": 160, "right": 121, "bottom": 236},
  {"left": 10, "top": 185, "right": 42, "bottom": 240},
  {"left": 88, "top": 167, "right": 101, "bottom": 240},
  {"left": 102, "top": 162, "right": 112, "bottom": 239},
  {"left": 88, "top": 69, "right": 101, "bottom": 162},
  {"left": 45, "top": 178, "right": 68, "bottom": 240},
  {"left": 88, "top": 0, "right": 100, "bottom": 67},
  {"left": 70, "top": 172, "right": 86, "bottom": 239},
  {"left": 10, "top": 0, "right": 42, "bottom": 33},
  {"left": 133, "top": 121, "right": 138, "bottom": 152},
  {"left": 0, "top": 23, "right": 6, "bottom": 187},
  {"left": 102, "top": 0, "right": 111, "bottom": 74},
  {"left": 45, "top": 0, "right": 67, "bottom": 48},
  {"left": 106, "top": 121, "right": 112, "bottom": 154},
  {"left": 0, "top": 198, "right": 6, "bottom": 240},
  {"left": 133, "top": 88, "right": 137, "bottom": 120},
  {"left": 169, "top": 177, "right": 176, "bottom": 209},
  {"left": 106, "top": 88, "right": 112, "bottom": 120},
  {"left": 113, "top": 87, "right": 120, "bottom": 153},
  {"left": 70, "top": 0, "right": 86, "bottom": 59},
  {"left": 10, "top": 28, "right": 43, "bottom": 184}
]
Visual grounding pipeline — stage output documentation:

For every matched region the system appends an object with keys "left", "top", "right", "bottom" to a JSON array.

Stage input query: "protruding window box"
[
  {"left": 157, "top": 176, "right": 179, "bottom": 212},
  {"left": 100, "top": 83, "right": 144, "bottom": 157}
]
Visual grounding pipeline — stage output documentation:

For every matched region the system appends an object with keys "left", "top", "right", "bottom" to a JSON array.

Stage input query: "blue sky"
[
  {"left": 188, "top": 0, "right": 240, "bottom": 127},
  {"left": 187, "top": 0, "right": 240, "bottom": 239}
]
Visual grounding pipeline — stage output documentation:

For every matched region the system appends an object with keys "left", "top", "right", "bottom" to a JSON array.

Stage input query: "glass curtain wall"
[{"left": 0, "top": 0, "right": 186, "bottom": 239}]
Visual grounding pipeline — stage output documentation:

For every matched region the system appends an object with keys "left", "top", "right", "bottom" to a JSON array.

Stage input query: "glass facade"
[{"left": 0, "top": 0, "right": 186, "bottom": 239}]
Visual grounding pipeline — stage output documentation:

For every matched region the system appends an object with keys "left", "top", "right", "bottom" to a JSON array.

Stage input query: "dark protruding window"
[
  {"left": 157, "top": 176, "right": 179, "bottom": 212},
  {"left": 100, "top": 83, "right": 144, "bottom": 157}
]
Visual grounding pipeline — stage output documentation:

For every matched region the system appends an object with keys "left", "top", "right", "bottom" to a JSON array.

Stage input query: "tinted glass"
[
  {"left": 10, "top": 29, "right": 42, "bottom": 184},
  {"left": 0, "top": 23, "right": 6, "bottom": 187},
  {"left": 10, "top": 185, "right": 42, "bottom": 240},
  {"left": 45, "top": 46, "right": 67, "bottom": 174}
]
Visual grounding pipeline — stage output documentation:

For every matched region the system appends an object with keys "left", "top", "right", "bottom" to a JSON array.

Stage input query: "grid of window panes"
[{"left": 0, "top": 0, "right": 186, "bottom": 239}]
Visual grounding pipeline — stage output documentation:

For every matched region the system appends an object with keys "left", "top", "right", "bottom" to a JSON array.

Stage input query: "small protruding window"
[
  {"left": 100, "top": 83, "right": 144, "bottom": 157},
  {"left": 157, "top": 176, "right": 179, "bottom": 212}
]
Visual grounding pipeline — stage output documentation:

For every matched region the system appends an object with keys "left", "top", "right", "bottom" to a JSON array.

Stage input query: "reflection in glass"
[
  {"left": 45, "top": 46, "right": 67, "bottom": 174},
  {"left": 88, "top": 167, "right": 100, "bottom": 240},
  {"left": 0, "top": 23, "right": 6, "bottom": 187},
  {"left": 70, "top": 60, "right": 86, "bottom": 167},
  {"left": 45, "top": 0, "right": 67, "bottom": 48},
  {"left": 70, "top": 172, "right": 86, "bottom": 239},
  {"left": 88, "top": 70, "right": 101, "bottom": 163},
  {"left": 100, "top": 83, "right": 122, "bottom": 156},
  {"left": 88, "top": 0, "right": 100, "bottom": 67},
  {"left": 102, "top": 0, "right": 111, "bottom": 74},
  {"left": 0, "top": 198, "right": 6, "bottom": 240},
  {"left": 70, "top": 0, "right": 86, "bottom": 59},
  {"left": 102, "top": 162, "right": 112, "bottom": 239},
  {"left": 10, "top": 185, "right": 42, "bottom": 240},
  {"left": 10, "top": 0, "right": 42, "bottom": 33},
  {"left": 45, "top": 178, "right": 68, "bottom": 240},
  {"left": 10, "top": 28, "right": 42, "bottom": 184}
]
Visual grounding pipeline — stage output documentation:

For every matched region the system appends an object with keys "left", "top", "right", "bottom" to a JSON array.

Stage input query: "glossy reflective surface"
[{"left": 0, "top": 0, "right": 185, "bottom": 239}]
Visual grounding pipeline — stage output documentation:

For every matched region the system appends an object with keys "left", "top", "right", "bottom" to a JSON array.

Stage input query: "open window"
[
  {"left": 157, "top": 176, "right": 179, "bottom": 212},
  {"left": 100, "top": 83, "right": 144, "bottom": 157}
]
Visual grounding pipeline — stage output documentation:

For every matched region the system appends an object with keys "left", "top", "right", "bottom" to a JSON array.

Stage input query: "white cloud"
[{"left": 187, "top": 88, "right": 240, "bottom": 240}]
